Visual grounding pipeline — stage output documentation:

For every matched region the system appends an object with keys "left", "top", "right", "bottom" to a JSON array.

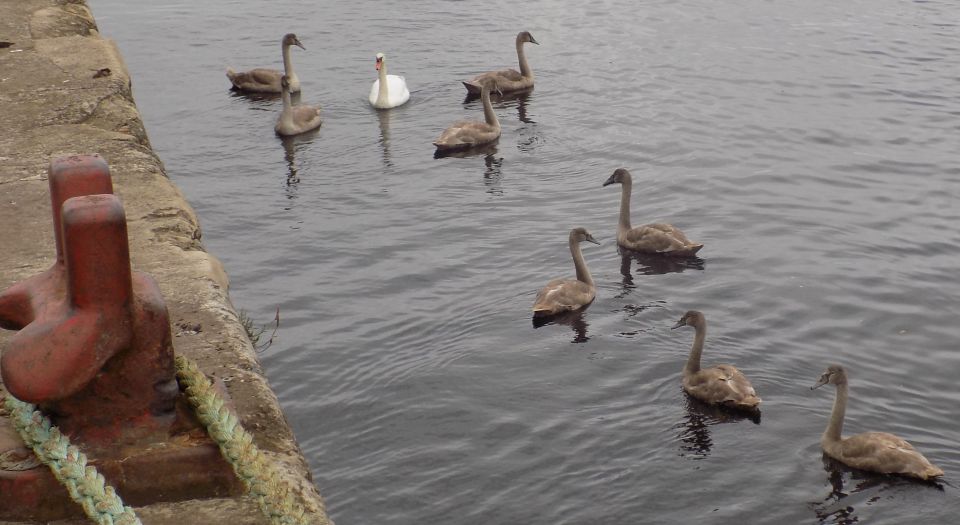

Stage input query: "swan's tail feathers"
[
  {"left": 921, "top": 464, "right": 945, "bottom": 480},
  {"left": 226, "top": 68, "right": 240, "bottom": 87},
  {"left": 462, "top": 81, "right": 482, "bottom": 94},
  {"left": 532, "top": 303, "right": 559, "bottom": 317},
  {"left": 664, "top": 243, "right": 704, "bottom": 257}
]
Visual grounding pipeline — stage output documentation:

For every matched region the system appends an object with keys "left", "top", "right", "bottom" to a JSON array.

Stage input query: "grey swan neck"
[
  {"left": 481, "top": 87, "right": 500, "bottom": 129},
  {"left": 517, "top": 36, "right": 533, "bottom": 79},
  {"left": 282, "top": 43, "right": 297, "bottom": 84},
  {"left": 376, "top": 63, "right": 389, "bottom": 106},
  {"left": 824, "top": 380, "right": 848, "bottom": 444},
  {"left": 279, "top": 85, "right": 293, "bottom": 126},
  {"left": 618, "top": 176, "right": 633, "bottom": 233},
  {"left": 570, "top": 237, "right": 593, "bottom": 287},
  {"left": 684, "top": 320, "right": 706, "bottom": 374}
]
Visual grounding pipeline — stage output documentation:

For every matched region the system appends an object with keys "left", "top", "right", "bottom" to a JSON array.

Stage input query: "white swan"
[
  {"left": 227, "top": 33, "right": 304, "bottom": 94},
  {"left": 275, "top": 75, "right": 321, "bottom": 136},
  {"left": 368, "top": 53, "right": 410, "bottom": 109}
]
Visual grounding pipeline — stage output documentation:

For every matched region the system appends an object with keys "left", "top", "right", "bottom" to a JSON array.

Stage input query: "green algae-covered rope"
[
  {"left": 2, "top": 394, "right": 141, "bottom": 525},
  {"left": 174, "top": 355, "right": 330, "bottom": 525}
]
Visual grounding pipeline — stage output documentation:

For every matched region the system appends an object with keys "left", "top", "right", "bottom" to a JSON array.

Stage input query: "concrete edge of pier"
[{"left": 0, "top": 1, "right": 327, "bottom": 523}]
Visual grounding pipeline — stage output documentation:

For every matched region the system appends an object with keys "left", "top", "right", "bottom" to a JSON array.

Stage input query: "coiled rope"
[
  {"left": 2, "top": 394, "right": 141, "bottom": 525},
  {"left": 174, "top": 355, "right": 330, "bottom": 525}
]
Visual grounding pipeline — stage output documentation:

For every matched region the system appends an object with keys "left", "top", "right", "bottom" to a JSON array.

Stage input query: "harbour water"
[{"left": 93, "top": 1, "right": 960, "bottom": 523}]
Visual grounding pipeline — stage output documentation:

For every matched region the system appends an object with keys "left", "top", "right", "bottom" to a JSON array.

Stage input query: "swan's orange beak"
[{"left": 375, "top": 58, "right": 382, "bottom": 71}]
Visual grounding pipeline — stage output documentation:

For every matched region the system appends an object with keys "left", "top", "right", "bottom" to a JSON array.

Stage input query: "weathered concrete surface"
[{"left": 0, "top": 1, "right": 327, "bottom": 523}]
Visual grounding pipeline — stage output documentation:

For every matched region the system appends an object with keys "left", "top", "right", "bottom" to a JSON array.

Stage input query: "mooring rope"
[
  {"left": 2, "top": 394, "right": 141, "bottom": 525},
  {"left": 1, "top": 356, "right": 327, "bottom": 525},
  {"left": 174, "top": 355, "right": 330, "bottom": 525}
]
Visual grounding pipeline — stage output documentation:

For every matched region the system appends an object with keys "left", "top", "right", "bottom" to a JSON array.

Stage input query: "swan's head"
[
  {"left": 671, "top": 310, "right": 705, "bottom": 330},
  {"left": 570, "top": 227, "right": 600, "bottom": 246},
  {"left": 283, "top": 33, "right": 305, "bottom": 50},
  {"left": 375, "top": 52, "right": 385, "bottom": 71},
  {"left": 603, "top": 168, "right": 632, "bottom": 187},
  {"left": 518, "top": 31, "right": 540, "bottom": 45},
  {"left": 811, "top": 365, "right": 847, "bottom": 390},
  {"left": 280, "top": 75, "right": 290, "bottom": 91}
]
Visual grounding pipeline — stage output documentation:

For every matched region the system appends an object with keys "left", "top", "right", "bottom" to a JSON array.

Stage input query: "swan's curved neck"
[
  {"left": 481, "top": 87, "right": 500, "bottom": 129},
  {"left": 376, "top": 63, "right": 389, "bottom": 106},
  {"left": 279, "top": 86, "right": 293, "bottom": 126},
  {"left": 824, "top": 381, "right": 847, "bottom": 443},
  {"left": 571, "top": 239, "right": 593, "bottom": 286},
  {"left": 684, "top": 321, "right": 705, "bottom": 374},
  {"left": 517, "top": 38, "right": 533, "bottom": 79},
  {"left": 281, "top": 43, "right": 296, "bottom": 80},
  {"left": 618, "top": 178, "right": 633, "bottom": 232}
]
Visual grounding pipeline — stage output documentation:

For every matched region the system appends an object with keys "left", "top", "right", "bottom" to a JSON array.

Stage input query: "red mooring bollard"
[
  {"left": 2, "top": 193, "right": 179, "bottom": 443},
  {"left": 0, "top": 155, "right": 240, "bottom": 521},
  {"left": 0, "top": 154, "right": 113, "bottom": 331}
]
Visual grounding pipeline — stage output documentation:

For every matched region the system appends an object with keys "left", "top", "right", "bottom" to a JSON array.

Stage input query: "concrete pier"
[{"left": 0, "top": 1, "right": 327, "bottom": 523}]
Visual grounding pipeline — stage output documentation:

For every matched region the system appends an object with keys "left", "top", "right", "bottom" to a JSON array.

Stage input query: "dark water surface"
[{"left": 93, "top": 0, "right": 959, "bottom": 523}]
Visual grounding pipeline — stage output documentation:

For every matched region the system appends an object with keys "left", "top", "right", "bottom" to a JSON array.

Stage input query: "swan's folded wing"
[
  {"left": 293, "top": 105, "right": 321, "bottom": 122},
  {"left": 435, "top": 121, "right": 491, "bottom": 147},
  {"left": 685, "top": 366, "right": 760, "bottom": 407},
  {"left": 836, "top": 432, "right": 940, "bottom": 476},
  {"left": 622, "top": 224, "right": 693, "bottom": 253},
  {"left": 249, "top": 68, "right": 282, "bottom": 84},
  {"left": 533, "top": 279, "right": 595, "bottom": 314},
  {"left": 645, "top": 223, "right": 694, "bottom": 243}
]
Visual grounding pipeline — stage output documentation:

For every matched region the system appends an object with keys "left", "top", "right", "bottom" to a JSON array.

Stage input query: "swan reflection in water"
[
  {"left": 280, "top": 136, "right": 300, "bottom": 189},
  {"left": 433, "top": 141, "right": 499, "bottom": 160},
  {"left": 532, "top": 309, "right": 590, "bottom": 343},
  {"left": 376, "top": 108, "right": 393, "bottom": 168},
  {"left": 620, "top": 247, "right": 705, "bottom": 285},
  {"left": 675, "top": 395, "right": 760, "bottom": 460},
  {"left": 279, "top": 131, "right": 318, "bottom": 195},
  {"left": 464, "top": 89, "right": 535, "bottom": 124},
  {"left": 810, "top": 454, "right": 943, "bottom": 525},
  {"left": 229, "top": 88, "right": 302, "bottom": 106},
  {"left": 482, "top": 154, "right": 504, "bottom": 195},
  {"left": 432, "top": 146, "right": 505, "bottom": 194}
]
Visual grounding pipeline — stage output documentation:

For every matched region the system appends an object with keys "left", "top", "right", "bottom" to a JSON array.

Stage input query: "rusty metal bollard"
[
  {"left": 2, "top": 193, "right": 179, "bottom": 445},
  {"left": 0, "top": 154, "right": 113, "bottom": 331},
  {"left": 0, "top": 155, "right": 240, "bottom": 521}
]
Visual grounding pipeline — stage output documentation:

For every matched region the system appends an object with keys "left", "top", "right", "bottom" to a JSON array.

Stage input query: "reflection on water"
[
  {"left": 281, "top": 136, "right": 300, "bottom": 188},
  {"left": 228, "top": 88, "right": 300, "bottom": 107},
  {"left": 464, "top": 90, "right": 536, "bottom": 124},
  {"left": 619, "top": 248, "right": 705, "bottom": 288},
  {"left": 376, "top": 108, "right": 392, "bottom": 169},
  {"left": 676, "top": 396, "right": 760, "bottom": 460},
  {"left": 279, "top": 131, "right": 320, "bottom": 201},
  {"left": 94, "top": 0, "right": 960, "bottom": 522},
  {"left": 532, "top": 308, "right": 590, "bottom": 343},
  {"left": 433, "top": 141, "right": 499, "bottom": 160},
  {"left": 483, "top": 154, "right": 504, "bottom": 195},
  {"left": 228, "top": 89, "right": 278, "bottom": 105},
  {"left": 511, "top": 91, "right": 533, "bottom": 124},
  {"left": 810, "top": 454, "right": 944, "bottom": 525}
]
